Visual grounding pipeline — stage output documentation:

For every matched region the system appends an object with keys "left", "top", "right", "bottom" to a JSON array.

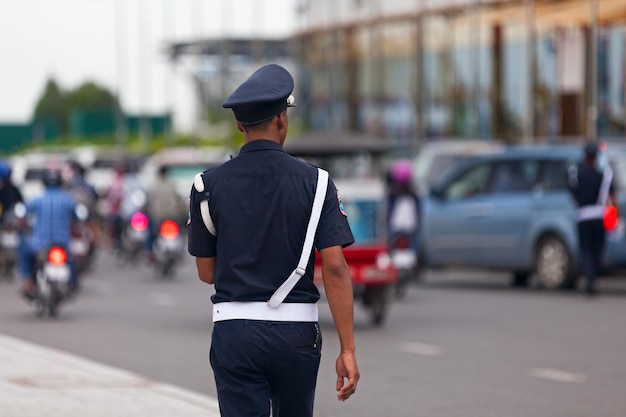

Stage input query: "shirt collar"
[{"left": 239, "top": 139, "right": 284, "bottom": 155}]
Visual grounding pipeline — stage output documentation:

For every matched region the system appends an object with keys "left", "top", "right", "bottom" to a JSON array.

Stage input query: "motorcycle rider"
[
  {"left": 17, "top": 168, "right": 78, "bottom": 299},
  {"left": 62, "top": 160, "right": 99, "bottom": 271},
  {"left": 104, "top": 161, "right": 127, "bottom": 253},
  {"left": 387, "top": 160, "right": 420, "bottom": 245},
  {"left": 386, "top": 160, "right": 421, "bottom": 286},
  {"left": 62, "top": 160, "right": 98, "bottom": 214},
  {"left": 145, "top": 165, "right": 187, "bottom": 263},
  {"left": 0, "top": 161, "right": 23, "bottom": 223}
]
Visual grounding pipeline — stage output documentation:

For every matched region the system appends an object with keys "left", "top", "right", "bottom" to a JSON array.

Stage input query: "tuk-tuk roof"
[{"left": 284, "top": 130, "right": 389, "bottom": 157}]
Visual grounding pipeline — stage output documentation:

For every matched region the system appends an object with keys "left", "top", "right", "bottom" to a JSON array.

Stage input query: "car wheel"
[{"left": 535, "top": 235, "right": 574, "bottom": 289}]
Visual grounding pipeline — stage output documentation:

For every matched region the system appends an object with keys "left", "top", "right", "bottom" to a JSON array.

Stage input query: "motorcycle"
[
  {"left": 70, "top": 204, "right": 97, "bottom": 275},
  {"left": 389, "top": 233, "right": 418, "bottom": 299},
  {"left": 118, "top": 210, "right": 149, "bottom": 265},
  {"left": 0, "top": 211, "right": 20, "bottom": 280},
  {"left": 31, "top": 245, "right": 72, "bottom": 318},
  {"left": 152, "top": 219, "right": 184, "bottom": 277}
]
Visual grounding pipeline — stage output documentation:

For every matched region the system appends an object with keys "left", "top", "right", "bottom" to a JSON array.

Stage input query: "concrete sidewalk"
[{"left": 0, "top": 334, "right": 221, "bottom": 417}]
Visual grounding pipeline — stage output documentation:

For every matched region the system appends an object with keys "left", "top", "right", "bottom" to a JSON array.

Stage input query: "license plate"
[
  {"left": 161, "top": 239, "right": 181, "bottom": 251},
  {"left": 157, "top": 238, "right": 182, "bottom": 251},
  {"left": 44, "top": 264, "right": 70, "bottom": 282},
  {"left": 130, "top": 229, "right": 148, "bottom": 240},
  {"left": 1, "top": 232, "right": 18, "bottom": 249},
  {"left": 70, "top": 239, "right": 89, "bottom": 255},
  {"left": 391, "top": 250, "right": 417, "bottom": 269}
]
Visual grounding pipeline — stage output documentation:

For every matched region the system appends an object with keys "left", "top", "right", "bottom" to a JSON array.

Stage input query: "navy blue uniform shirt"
[
  {"left": 188, "top": 140, "right": 354, "bottom": 304},
  {"left": 569, "top": 163, "right": 613, "bottom": 208}
]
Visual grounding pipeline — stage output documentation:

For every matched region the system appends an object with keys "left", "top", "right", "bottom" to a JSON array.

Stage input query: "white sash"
[{"left": 194, "top": 168, "right": 329, "bottom": 309}]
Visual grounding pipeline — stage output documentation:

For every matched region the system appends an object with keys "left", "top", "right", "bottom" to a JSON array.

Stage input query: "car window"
[
  {"left": 538, "top": 159, "right": 572, "bottom": 191},
  {"left": 488, "top": 159, "right": 539, "bottom": 193},
  {"left": 443, "top": 162, "right": 492, "bottom": 200},
  {"left": 24, "top": 168, "right": 46, "bottom": 181},
  {"left": 343, "top": 199, "right": 381, "bottom": 244}
]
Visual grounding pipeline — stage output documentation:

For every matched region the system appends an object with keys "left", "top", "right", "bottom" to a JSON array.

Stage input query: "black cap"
[
  {"left": 584, "top": 142, "right": 599, "bottom": 157},
  {"left": 222, "top": 64, "right": 295, "bottom": 126}
]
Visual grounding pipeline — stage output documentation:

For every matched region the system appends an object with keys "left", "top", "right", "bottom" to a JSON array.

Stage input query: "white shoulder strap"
[
  {"left": 267, "top": 168, "right": 329, "bottom": 308},
  {"left": 597, "top": 166, "right": 613, "bottom": 207},
  {"left": 194, "top": 173, "right": 217, "bottom": 236}
]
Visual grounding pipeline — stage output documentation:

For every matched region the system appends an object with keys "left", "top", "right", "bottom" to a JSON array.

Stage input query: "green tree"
[
  {"left": 32, "top": 78, "right": 68, "bottom": 134},
  {"left": 67, "top": 81, "right": 120, "bottom": 112}
]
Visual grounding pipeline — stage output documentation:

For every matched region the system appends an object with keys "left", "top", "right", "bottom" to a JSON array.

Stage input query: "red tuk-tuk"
[{"left": 285, "top": 131, "right": 398, "bottom": 326}]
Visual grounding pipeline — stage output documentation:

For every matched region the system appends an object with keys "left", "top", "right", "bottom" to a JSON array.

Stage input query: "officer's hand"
[{"left": 336, "top": 351, "right": 359, "bottom": 401}]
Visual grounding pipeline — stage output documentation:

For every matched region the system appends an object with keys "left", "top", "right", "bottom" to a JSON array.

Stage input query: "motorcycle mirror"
[
  {"left": 130, "top": 190, "right": 147, "bottom": 208},
  {"left": 14, "top": 202, "right": 26, "bottom": 219},
  {"left": 75, "top": 204, "right": 89, "bottom": 221}
]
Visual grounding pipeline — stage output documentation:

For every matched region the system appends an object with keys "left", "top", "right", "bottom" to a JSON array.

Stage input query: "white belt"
[
  {"left": 578, "top": 205, "right": 604, "bottom": 221},
  {"left": 212, "top": 302, "right": 318, "bottom": 323}
]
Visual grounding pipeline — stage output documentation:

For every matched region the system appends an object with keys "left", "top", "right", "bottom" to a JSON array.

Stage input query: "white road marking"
[
  {"left": 399, "top": 342, "right": 444, "bottom": 356},
  {"left": 148, "top": 293, "right": 176, "bottom": 307},
  {"left": 529, "top": 368, "right": 587, "bottom": 383}
]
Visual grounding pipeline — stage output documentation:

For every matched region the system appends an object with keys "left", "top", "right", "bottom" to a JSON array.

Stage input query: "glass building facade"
[{"left": 292, "top": 0, "right": 626, "bottom": 154}]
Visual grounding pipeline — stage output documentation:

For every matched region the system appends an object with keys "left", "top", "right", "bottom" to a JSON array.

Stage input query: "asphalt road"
[{"left": 1, "top": 250, "right": 626, "bottom": 417}]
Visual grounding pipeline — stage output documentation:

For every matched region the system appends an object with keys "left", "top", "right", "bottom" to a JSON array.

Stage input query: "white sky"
[{"left": 0, "top": 0, "right": 298, "bottom": 131}]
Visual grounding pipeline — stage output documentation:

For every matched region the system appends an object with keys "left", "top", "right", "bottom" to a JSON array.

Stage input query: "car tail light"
[
  {"left": 130, "top": 212, "right": 149, "bottom": 231},
  {"left": 48, "top": 247, "right": 67, "bottom": 265},
  {"left": 604, "top": 205, "right": 618, "bottom": 231},
  {"left": 160, "top": 220, "right": 179, "bottom": 240}
]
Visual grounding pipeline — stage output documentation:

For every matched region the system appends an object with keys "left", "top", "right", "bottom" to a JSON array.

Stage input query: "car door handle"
[{"left": 466, "top": 203, "right": 493, "bottom": 217}]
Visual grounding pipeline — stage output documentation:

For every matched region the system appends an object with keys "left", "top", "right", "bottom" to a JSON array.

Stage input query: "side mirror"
[
  {"left": 75, "top": 204, "right": 89, "bottom": 222},
  {"left": 430, "top": 186, "right": 445, "bottom": 200},
  {"left": 13, "top": 202, "right": 26, "bottom": 219}
]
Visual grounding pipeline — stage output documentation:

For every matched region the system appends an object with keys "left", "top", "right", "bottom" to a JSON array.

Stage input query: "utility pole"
[
  {"left": 588, "top": 0, "right": 598, "bottom": 141},
  {"left": 524, "top": 0, "right": 535, "bottom": 144}
]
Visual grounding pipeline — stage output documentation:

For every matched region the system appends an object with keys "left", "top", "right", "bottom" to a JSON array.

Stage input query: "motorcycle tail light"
[
  {"left": 130, "top": 212, "right": 149, "bottom": 231},
  {"left": 160, "top": 220, "right": 179, "bottom": 240},
  {"left": 48, "top": 247, "right": 67, "bottom": 265}
]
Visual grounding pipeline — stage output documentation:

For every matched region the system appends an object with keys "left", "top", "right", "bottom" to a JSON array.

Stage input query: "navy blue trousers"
[
  {"left": 210, "top": 320, "right": 321, "bottom": 417},
  {"left": 578, "top": 219, "right": 606, "bottom": 289}
]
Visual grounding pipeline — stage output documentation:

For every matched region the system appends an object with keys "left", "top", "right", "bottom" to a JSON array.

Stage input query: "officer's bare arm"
[
  {"left": 319, "top": 245, "right": 359, "bottom": 401},
  {"left": 195, "top": 257, "right": 215, "bottom": 284}
]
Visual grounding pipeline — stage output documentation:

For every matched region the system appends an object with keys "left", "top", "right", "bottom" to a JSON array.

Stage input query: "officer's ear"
[
  {"left": 276, "top": 111, "right": 287, "bottom": 131},
  {"left": 236, "top": 122, "right": 244, "bottom": 133}
]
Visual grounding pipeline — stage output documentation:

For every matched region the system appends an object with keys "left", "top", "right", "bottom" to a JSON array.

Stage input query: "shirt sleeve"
[
  {"left": 314, "top": 176, "right": 355, "bottom": 250},
  {"left": 187, "top": 184, "right": 217, "bottom": 257}
]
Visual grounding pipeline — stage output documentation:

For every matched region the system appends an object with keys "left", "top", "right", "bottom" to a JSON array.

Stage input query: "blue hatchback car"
[{"left": 420, "top": 144, "right": 626, "bottom": 289}]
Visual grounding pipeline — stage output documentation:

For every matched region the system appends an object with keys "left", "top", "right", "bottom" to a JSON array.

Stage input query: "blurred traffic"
[
  {"left": 0, "top": 145, "right": 231, "bottom": 317},
  {"left": 3, "top": 137, "right": 626, "bottom": 319}
]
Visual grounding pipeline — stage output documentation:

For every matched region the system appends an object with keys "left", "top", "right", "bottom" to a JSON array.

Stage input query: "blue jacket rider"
[{"left": 18, "top": 169, "right": 78, "bottom": 298}]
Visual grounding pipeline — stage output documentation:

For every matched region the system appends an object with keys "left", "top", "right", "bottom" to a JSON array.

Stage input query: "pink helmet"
[{"left": 390, "top": 160, "right": 413, "bottom": 186}]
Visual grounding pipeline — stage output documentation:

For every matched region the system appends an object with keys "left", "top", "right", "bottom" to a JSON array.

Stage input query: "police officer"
[
  {"left": 569, "top": 142, "right": 617, "bottom": 296},
  {"left": 187, "top": 64, "right": 359, "bottom": 417}
]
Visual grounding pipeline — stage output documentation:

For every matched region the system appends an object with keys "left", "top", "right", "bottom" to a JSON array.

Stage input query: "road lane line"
[
  {"left": 529, "top": 368, "right": 587, "bottom": 383},
  {"left": 399, "top": 342, "right": 444, "bottom": 356}
]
